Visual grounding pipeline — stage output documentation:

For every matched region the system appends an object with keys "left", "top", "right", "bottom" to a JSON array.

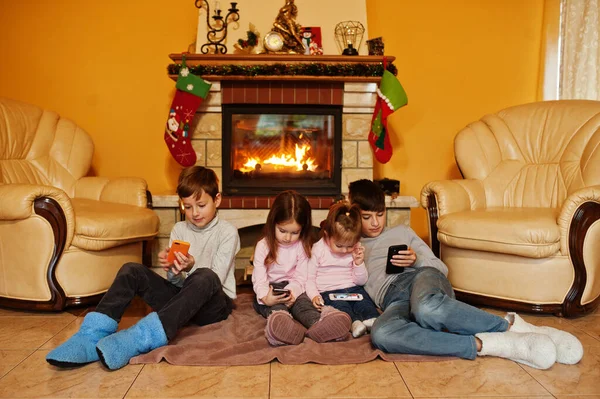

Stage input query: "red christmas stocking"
[
  {"left": 368, "top": 68, "right": 408, "bottom": 164},
  {"left": 164, "top": 64, "right": 212, "bottom": 167}
]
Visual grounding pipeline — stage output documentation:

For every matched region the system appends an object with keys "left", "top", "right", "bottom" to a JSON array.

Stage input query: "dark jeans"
[
  {"left": 321, "top": 285, "right": 380, "bottom": 322},
  {"left": 96, "top": 262, "right": 233, "bottom": 340},
  {"left": 253, "top": 281, "right": 320, "bottom": 328}
]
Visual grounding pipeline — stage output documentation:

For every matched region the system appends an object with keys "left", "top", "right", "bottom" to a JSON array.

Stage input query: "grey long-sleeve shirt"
[
  {"left": 167, "top": 216, "right": 240, "bottom": 299},
  {"left": 361, "top": 225, "right": 448, "bottom": 308}
]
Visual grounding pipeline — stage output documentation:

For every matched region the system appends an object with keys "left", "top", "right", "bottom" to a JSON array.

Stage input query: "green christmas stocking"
[
  {"left": 368, "top": 69, "right": 408, "bottom": 164},
  {"left": 164, "top": 64, "right": 212, "bottom": 167}
]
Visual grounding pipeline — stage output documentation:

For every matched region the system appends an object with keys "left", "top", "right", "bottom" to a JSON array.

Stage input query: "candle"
[{"left": 215, "top": 0, "right": 220, "bottom": 11}]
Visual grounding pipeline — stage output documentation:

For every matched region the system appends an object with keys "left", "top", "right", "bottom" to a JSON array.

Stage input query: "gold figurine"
[{"left": 271, "top": 0, "right": 305, "bottom": 54}]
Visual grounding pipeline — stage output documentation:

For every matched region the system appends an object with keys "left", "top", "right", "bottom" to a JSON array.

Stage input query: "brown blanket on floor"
[{"left": 130, "top": 293, "right": 446, "bottom": 366}]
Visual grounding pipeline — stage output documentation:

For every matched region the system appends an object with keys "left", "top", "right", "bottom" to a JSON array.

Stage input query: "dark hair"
[
  {"left": 177, "top": 166, "right": 219, "bottom": 200},
  {"left": 263, "top": 190, "right": 312, "bottom": 266},
  {"left": 322, "top": 202, "right": 362, "bottom": 244},
  {"left": 348, "top": 179, "right": 385, "bottom": 212}
]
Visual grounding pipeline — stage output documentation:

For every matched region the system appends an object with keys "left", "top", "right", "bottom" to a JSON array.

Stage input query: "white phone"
[{"left": 329, "top": 293, "right": 363, "bottom": 301}]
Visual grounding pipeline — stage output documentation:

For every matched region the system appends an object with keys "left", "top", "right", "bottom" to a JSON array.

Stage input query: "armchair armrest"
[
  {"left": 420, "top": 179, "right": 485, "bottom": 257},
  {"left": 74, "top": 177, "right": 149, "bottom": 207},
  {"left": 420, "top": 179, "right": 486, "bottom": 215},
  {"left": 0, "top": 183, "right": 74, "bottom": 226},
  {"left": 556, "top": 185, "right": 600, "bottom": 313},
  {"left": 558, "top": 185, "right": 600, "bottom": 247},
  {"left": 0, "top": 184, "right": 77, "bottom": 310}
]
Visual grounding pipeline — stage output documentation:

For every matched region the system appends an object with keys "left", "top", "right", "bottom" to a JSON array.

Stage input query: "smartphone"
[
  {"left": 272, "top": 288, "right": 291, "bottom": 295},
  {"left": 329, "top": 293, "right": 363, "bottom": 301},
  {"left": 167, "top": 240, "right": 191, "bottom": 264},
  {"left": 386, "top": 244, "right": 408, "bottom": 274}
]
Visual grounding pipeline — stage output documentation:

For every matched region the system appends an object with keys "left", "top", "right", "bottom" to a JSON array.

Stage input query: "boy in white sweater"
[{"left": 47, "top": 166, "right": 240, "bottom": 370}]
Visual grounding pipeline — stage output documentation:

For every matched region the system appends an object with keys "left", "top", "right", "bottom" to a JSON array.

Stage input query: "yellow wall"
[
  {"left": 1, "top": 0, "right": 545, "bottom": 239},
  {"left": 0, "top": 0, "right": 197, "bottom": 192},
  {"left": 366, "top": 0, "right": 545, "bottom": 238}
]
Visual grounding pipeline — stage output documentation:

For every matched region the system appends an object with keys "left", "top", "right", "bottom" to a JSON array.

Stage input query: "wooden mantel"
[{"left": 168, "top": 53, "right": 396, "bottom": 82}]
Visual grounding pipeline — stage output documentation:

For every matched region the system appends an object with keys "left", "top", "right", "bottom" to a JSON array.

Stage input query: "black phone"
[
  {"left": 272, "top": 288, "right": 291, "bottom": 295},
  {"left": 386, "top": 245, "right": 408, "bottom": 274}
]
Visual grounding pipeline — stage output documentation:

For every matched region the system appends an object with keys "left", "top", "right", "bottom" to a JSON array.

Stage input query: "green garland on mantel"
[{"left": 167, "top": 62, "right": 397, "bottom": 77}]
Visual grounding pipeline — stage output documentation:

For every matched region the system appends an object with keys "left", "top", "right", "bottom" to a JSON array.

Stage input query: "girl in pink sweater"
[
  {"left": 306, "top": 202, "right": 379, "bottom": 338},
  {"left": 252, "top": 191, "right": 351, "bottom": 346}
]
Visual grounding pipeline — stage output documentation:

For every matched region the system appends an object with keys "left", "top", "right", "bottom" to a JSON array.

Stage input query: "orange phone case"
[{"left": 167, "top": 240, "right": 190, "bottom": 263}]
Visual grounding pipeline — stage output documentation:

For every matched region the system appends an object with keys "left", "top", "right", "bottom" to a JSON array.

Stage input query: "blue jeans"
[
  {"left": 370, "top": 267, "right": 508, "bottom": 359},
  {"left": 322, "top": 286, "right": 380, "bottom": 322}
]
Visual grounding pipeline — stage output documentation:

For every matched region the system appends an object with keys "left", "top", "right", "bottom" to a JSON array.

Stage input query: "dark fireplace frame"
[{"left": 222, "top": 104, "right": 342, "bottom": 196}]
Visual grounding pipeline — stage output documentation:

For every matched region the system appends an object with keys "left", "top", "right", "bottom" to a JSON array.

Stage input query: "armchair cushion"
[
  {"left": 437, "top": 208, "right": 560, "bottom": 258},
  {"left": 71, "top": 198, "right": 158, "bottom": 251}
]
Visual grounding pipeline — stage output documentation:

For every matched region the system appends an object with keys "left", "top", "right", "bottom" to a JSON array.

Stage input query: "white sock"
[
  {"left": 506, "top": 312, "right": 583, "bottom": 365},
  {"left": 362, "top": 318, "right": 377, "bottom": 330},
  {"left": 351, "top": 320, "right": 367, "bottom": 338},
  {"left": 476, "top": 331, "right": 556, "bottom": 370}
]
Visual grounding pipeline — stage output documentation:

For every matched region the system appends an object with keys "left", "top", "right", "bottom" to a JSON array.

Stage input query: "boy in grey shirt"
[
  {"left": 47, "top": 167, "right": 240, "bottom": 370},
  {"left": 349, "top": 179, "right": 582, "bottom": 370}
]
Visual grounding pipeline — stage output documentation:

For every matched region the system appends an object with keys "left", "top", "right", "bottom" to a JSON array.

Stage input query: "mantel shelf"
[{"left": 167, "top": 53, "right": 396, "bottom": 82}]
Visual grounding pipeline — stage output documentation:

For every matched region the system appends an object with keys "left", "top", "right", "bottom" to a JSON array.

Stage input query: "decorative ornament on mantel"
[
  {"left": 269, "top": 0, "right": 305, "bottom": 54},
  {"left": 233, "top": 23, "right": 260, "bottom": 54},
  {"left": 194, "top": 0, "right": 240, "bottom": 54},
  {"left": 334, "top": 21, "right": 365, "bottom": 56}
]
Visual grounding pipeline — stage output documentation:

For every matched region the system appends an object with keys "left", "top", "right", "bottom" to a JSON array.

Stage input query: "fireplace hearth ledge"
[{"left": 149, "top": 193, "right": 418, "bottom": 269}]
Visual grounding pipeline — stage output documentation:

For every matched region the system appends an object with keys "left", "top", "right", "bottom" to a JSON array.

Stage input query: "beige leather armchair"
[
  {"left": 0, "top": 97, "right": 159, "bottom": 311},
  {"left": 421, "top": 100, "right": 600, "bottom": 317}
]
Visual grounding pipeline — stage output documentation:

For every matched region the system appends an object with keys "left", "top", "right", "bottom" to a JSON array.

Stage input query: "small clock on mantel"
[{"left": 263, "top": 31, "right": 284, "bottom": 53}]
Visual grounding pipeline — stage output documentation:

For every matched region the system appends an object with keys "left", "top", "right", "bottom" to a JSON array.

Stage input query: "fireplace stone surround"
[{"left": 150, "top": 54, "right": 419, "bottom": 271}]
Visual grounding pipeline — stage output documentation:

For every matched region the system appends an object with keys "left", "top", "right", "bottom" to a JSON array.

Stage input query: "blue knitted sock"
[
  {"left": 46, "top": 312, "right": 118, "bottom": 367},
  {"left": 96, "top": 312, "right": 168, "bottom": 370}
]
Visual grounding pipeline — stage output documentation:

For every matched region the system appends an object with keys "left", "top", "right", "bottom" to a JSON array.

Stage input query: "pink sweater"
[
  {"left": 305, "top": 238, "right": 368, "bottom": 300},
  {"left": 251, "top": 238, "right": 308, "bottom": 304}
]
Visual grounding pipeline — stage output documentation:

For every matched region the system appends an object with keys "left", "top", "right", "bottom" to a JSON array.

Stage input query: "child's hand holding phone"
[
  {"left": 311, "top": 294, "right": 325, "bottom": 310},
  {"left": 170, "top": 251, "right": 195, "bottom": 275},
  {"left": 262, "top": 286, "right": 291, "bottom": 306},
  {"left": 386, "top": 245, "right": 417, "bottom": 274},
  {"left": 159, "top": 240, "right": 194, "bottom": 275}
]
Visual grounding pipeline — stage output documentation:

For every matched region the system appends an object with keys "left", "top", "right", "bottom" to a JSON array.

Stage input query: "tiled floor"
[{"left": 0, "top": 295, "right": 599, "bottom": 399}]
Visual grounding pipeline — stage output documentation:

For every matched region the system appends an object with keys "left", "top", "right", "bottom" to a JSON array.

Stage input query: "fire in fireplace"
[{"left": 222, "top": 105, "right": 342, "bottom": 196}]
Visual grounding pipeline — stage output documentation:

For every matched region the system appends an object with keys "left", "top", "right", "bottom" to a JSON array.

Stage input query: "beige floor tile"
[
  {"left": 126, "top": 362, "right": 269, "bottom": 398},
  {"left": 0, "top": 350, "right": 142, "bottom": 398},
  {"left": 397, "top": 356, "right": 550, "bottom": 397},
  {"left": 524, "top": 342, "right": 600, "bottom": 395},
  {"left": 0, "top": 316, "right": 75, "bottom": 350},
  {"left": 565, "top": 316, "right": 600, "bottom": 342},
  {"left": 0, "top": 349, "right": 34, "bottom": 378},
  {"left": 270, "top": 360, "right": 411, "bottom": 398},
  {"left": 0, "top": 307, "right": 80, "bottom": 318},
  {"left": 555, "top": 396, "right": 600, "bottom": 399},
  {"left": 423, "top": 397, "right": 554, "bottom": 399}
]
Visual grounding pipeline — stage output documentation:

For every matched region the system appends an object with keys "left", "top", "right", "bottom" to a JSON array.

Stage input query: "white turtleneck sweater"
[{"left": 166, "top": 215, "right": 240, "bottom": 299}]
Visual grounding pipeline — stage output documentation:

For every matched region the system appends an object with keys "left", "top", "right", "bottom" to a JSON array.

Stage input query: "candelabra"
[{"left": 194, "top": 0, "right": 240, "bottom": 54}]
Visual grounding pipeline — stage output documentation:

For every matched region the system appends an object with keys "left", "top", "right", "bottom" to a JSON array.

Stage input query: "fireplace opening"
[{"left": 222, "top": 104, "right": 342, "bottom": 196}]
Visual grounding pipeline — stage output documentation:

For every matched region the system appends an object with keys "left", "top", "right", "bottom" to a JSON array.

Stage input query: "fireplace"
[{"left": 222, "top": 104, "right": 342, "bottom": 196}]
